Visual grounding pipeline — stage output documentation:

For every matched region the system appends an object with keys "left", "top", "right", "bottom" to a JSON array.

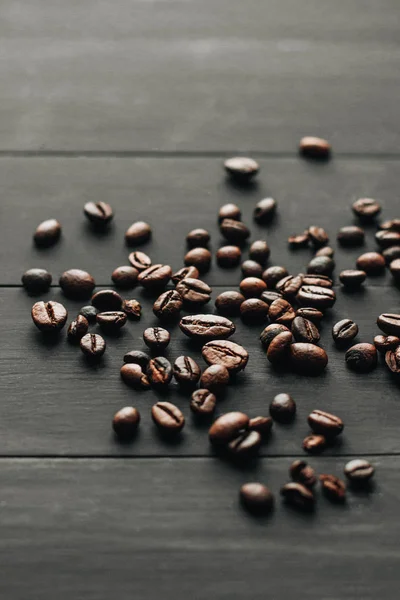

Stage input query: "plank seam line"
[
  {"left": 0, "top": 453, "right": 397, "bottom": 460},
  {"left": 0, "top": 284, "right": 396, "bottom": 290}
]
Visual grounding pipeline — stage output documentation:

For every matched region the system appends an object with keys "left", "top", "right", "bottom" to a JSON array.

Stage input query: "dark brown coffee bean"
[
  {"left": 297, "top": 285, "right": 336, "bottom": 309},
  {"left": 111, "top": 266, "right": 138, "bottom": 289},
  {"left": 308, "top": 409, "right": 344, "bottom": 437},
  {"left": 345, "top": 342, "right": 377, "bottom": 373},
  {"left": 344, "top": 459, "right": 375, "bottom": 482},
  {"left": 320, "top": 474, "right": 346, "bottom": 502},
  {"left": 389, "top": 258, "right": 400, "bottom": 281},
  {"left": 209, "top": 411, "right": 249, "bottom": 445},
  {"left": 200, "top": 364, "right": 230, "bottom": 393},
  {"left": 79, "top": 305, "right": 98, "bottom": 323},
  {"left": 253, "top": 197, "right": 277, "bottom": 224},
  {"left": 125, "top": 221, "right": 152, "bottom": 246},
  {"left": 299, "top": 136, "right": 331, "bottom": 159},
  {"left": 31, "top": 300, "right": 68, "bottom": 332},
  {"left": 292, "top": 316, "right": 320, "bottom": 344},
  {"left": 171, "top": 265, "right": 199, "bottom": 284},
  {"left": 216, "top": 245, "right": 241, "bottom": 268},
  {"left": 248, "top": 416, "right": 273, "bottom": 437},
  {"left": 280, "top": 482, "right": 315, "bottom": 511},
  {"left": 176, "top": 278, "right": 211, "bottom": 305},
  {"left": 385, "top": 346, "right": 400, "bottom": 374},
  {"left": 184, "top": 247, "right": 212, "bottom": 273},
  {"left": 375, "top": 230, "right": 400, "bottom": 248},
  {"left": 33, "top": 219, "right": 61, "bottom": 247},
  {"left": 224, "top": 157, "right": 259, "bottom": 182},
  {"left": 153, "top": 290, "right": 183, "bottom": 320},
  {"left": 241, "top": 260, "right": 263, "bottom": 278},
  {"left": 266, "top": 331, "right": 293, "bottom": 364},
  {"left": 337, "top": 225, "right": 365, "bottom": 247},
  {"left": 83, "top": 202, "right": 113, "bottom": 226},
  {"left": 67, "top": 315, "right": 89, "bottom": 343},
  {"left": 262, "top": 265, "right": 288, "bottom": 288},
  {"left": 112, "top": 406, "right": 141, "bottom": 438},
  {"left": 289, "top": 343, "right": 328, "bottom": 375},
  {"left": 288, "top": 232, "right": 310, "bottom": 248},
  {"left": 315, "top": 246, "right": 335, "bottom": 258},
  {"left": 220, "top": 219, "right": 250, "bottom": 244},
  {"left": 276, "top": 274, "right": 304, "bottom": 298},
  {"left": 173, "top": 356, "right": 201, "bottom": 387},
  {"left": 215, "top": 291, "right": 245, "bottom": 316},
  {"left": 302, "top": 274, "right": 333, "bottom": 288},
  {"left": 377, "top": 313, "right": 400, "bottom": 336},
  {"left": 96, "top": 311, "right": 127, "bottom": 333},
  {"left": 374, "top": 334, "right": 400, "bottom": 352},
  {"left": 239, "top": 483, "right": 274, "bottom": 515},
  {"left": 295, "top": 307, "right": 324, "bottom": 324},
  {"left": 303, "top": 434, "right": 327, "bottom": 454},
  {"left": 218, "top": 203, "right": 241, "bottom": 223},
  {"left": 123, "top": 299, "right": 142, "bottom": 320},
  {"left": 339, "top": 269, "right": 366, "bottom": 289},
  {"left": 190, "top": 389, "right": 216, "bottom": 416},
  {"left": 120, "top": 363, "right": 151, "bottom": 389},
  {"left": 59, "top": 269, "right": 96, "bottom": 299},
  {"left": 352, "top": 198, "right": 381, "bottom": 221},
  {"left": 240, "top": 298, "right": 269, "bottom": 324},
  {"left": 186, "top": 228, "right": 210, "bottom": 248},
  {"left": 92, "top": 289, "right": 123, "bottom": 311},
  {"left": 202, "top": 340, "right": 249, "bottom": 372},
  {"left": 249, "top": 240, "right": 270, "bottom": 265},
  {"left": 228, "top": 430, "right": 262, "bottom": 458},
  {"left": 269, "top": 393, "right": 296, "bottom": 423},
  {"left": 239, "top": 277, "right": 267, "bottom": 298},
  {"left": 289, "top": 460, "right": 317, "bottom": 488},
  {"left": 123, "top": 350, "right": 150, "bottom": 369},
  {"left": 332, "top": 319, "right": 358, "bottom": 345},
  {"left": 268, "top": 298, "right": 296, "bottom": 325},
  {"left": 380, "top": 219, "right": 400, "bottom": 232},
  {"left": 260, "top": 290, "right": 283, "bottom": 306},
  {"left": 80, "top": 333, "right": 106, "bottom": 358},
  {"left": 308, "top": 225, "right": 329, "bottom": 248},
  {"left": 179, "top": 314, "right": 235, "bottom": 340},
  {"left": 138, "top": 264, "right": 172, "bottom": 290},
  {"left": 383, "top": 246, "right": 400, "bottom": 265},
  {"left": 128, "top": 251, "right": 152, "bottom": 271},
  {"left": 147, "top": 357, "right": 173, "bottom": 389},
  {"left": 22, "top": 268, "right": 52, "bottom": 294},
  {"left": 143, "top": 327, "right": 170, "bottom": 351},
  {"left": 260, "top": 324, "right": 290, "bottom": 349},
  {"left": 307, "top": 256, "right": 335, "bottom": 276},
  {"left": 151, "top": 401, "right": 184, "bottom": 432}
]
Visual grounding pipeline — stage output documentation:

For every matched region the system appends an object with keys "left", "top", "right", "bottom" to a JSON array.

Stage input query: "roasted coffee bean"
[
  {"left": 315, "top": 246, "right": 334, "bottom": 258},
  {"left": 112, "top": 406, "right": 141, "bottom": 438},
  {"left": 269, "top": 393, "right": 296, "bottom": 423},
  {"left": 383, "top": 245, "right": 400, "bottom": 265},
  {"left": 377, "top": 313, "right": 400, "bottom": 336},
  {"left": 111, "top": 266, "right": 138, "bottom": 289},
  {"left": 80, "top": 333, "right": 106, "bottom": 358},
  {"left": 260, "top": 290, "right": 283, "bottom": 306},
  {"left": 202, "top": 340, "right": 249, "bottom": 372},
  {"left": 173, "top": 356, "right": 201, "bottom": 387},
  {"left": 186, "top": 228, "right": 210, "bottom": 248},
  {"left": 33, "top": 219, "right": 61, "bottom": 247},
  {"left": 307, "top": 256, "right": 335, "bottom": 276},
  {"left": 385, "top": 346, "right": 400, "bottom": 374},
  {"left": 123, "top": 299, "right": 142, "bottom": 320},
  {"left": 249, "top": 240, "right": 270, "bottom": 265},
  {"left": 59, "top": 269, "right": 96, "bottom": 299},
  {"left": 171, "top": 265, "right": 199, "bottom": 284},
  {"left": 332, "top": 319, "right": 358, "bottom": 345},
  {"left": 345, "top": 343, "right": 377, "bottom": 373},
  {"left": 289, "top": 343, "right": 328, "bottom": 375},
  {"left": 280, "top": 482, "right": 315, "bottom": 511},
  {"left": 22, "top": 268, "right": 53, "bottom": 294},
  {"left": 120, "top": 363, "right": 151, "bottom": 389},
  {"left": 320, "top": 475, "right": 346, "bottom": 502},
  {"left": 184, "top": 247, "right": 212, "bottom": 273},
  {"left": 228, "top": 430, "right": 262, "bottom": 458},
  {"left": 67, "top": 315, "right": 89, "bottom": 342},
  {"left": 92, "top": 289, "right": 123, "bottom": 311},
  {"left": 218, "top": 203, "right": 241, "bottom": 223},
  {"left": 297, "top": 285, "right": 336, "bottom": 309},
  {"left": 215, "top": 291, "right": 245, "bottom": 316},
  {"left": 380, "top": 219, "right": 400, "bottom": 232},
  {"left": 239, "top": 483, "right": 274, "bottom": 515},
  {"left": 138, "top": 264, "right": 172, "bottom": 290},
  {"left": 240, "top": 298, "right": 269, "bottom": 324},
  {"left": 268, "top": 298, "right": 296, "bottom": 325},
  {"left": 352, "top": 198, "right": 381, "bottom": 221},
  {"left": 125, "top": 221, "right": 152, "bottom": 246},
  {"left": 289, "top": 460, "right": 317, "bottom": 488},
  {"left": 339, "top": 269, "right": 366, "bottom": 289},
  {"left": 389, "top": 258, "right": 400, "bottom": 281},
  {"left": 180, "top": 314, "right": 235, "bottom": 340},
  {"left": 239, "top": 277, "right": 267, "bottom": 298},
  {"left": 375, "top": 230, "right": 400, "bottom": 249},
  {"left": 128, "top": 251, "right": 152, "bottom": 271},
  {"left": 266, "top": 331, "right": 293, "bottom": 364},
  {"left": 79, "top": 305, "right": 98, "bottom": 323},
  {"left": 262, "top": 265, "right": 288, "bottom": 288},
  {"left": 123, "top": 350, "right": 150, "bottom": 369},
  {"left": 260, "top": 324, "right": 290, "bottom": 349},
  {"left": 190, "top": 389, "right": 216, "bottom": 416},
  {"left": 292, "top": 316, "right": 320, "bottom": 344},
  {"left": 308, "top": 226, "right": 329, "bottom": 248},
  {"left": 176, "top": 278, "right": 211, "bottom": 305},
  {"left": 288, "top": 232, "right": 309, "bottom": 248},
  {"left": 248, "top": 416, "right": 273, "bottom": 437},
  {"left": 337, "top": 225, "right": 365, "bottom": 247},
  {"left": 241, "top": 260, "right": 263, "bottom": 278},
  {"left": 344, "top": 459, "right": 375, "bottom": 482},
  {"left": 209, "top": 412, "right": 249, "bottom": 445},
  {"left": 299, "top": 136, "right": 331, "bottom": 159},
  {"left": 253, "top": 198, "right": 277, "bottom": 224},
  {"left": 153, "top": 290, "right": 183, "bottom": 320},
  {"left": 295, "top": 307, "right": 324, "bottom": 324},
  {"left": 147, "top": 357, "right": 173, "bottom": 388},
  {"left": 83, "top": 202, "right": 113, "bottom": 226},
  {"left": 200, "top": 364, "right": 230, "bottom": 393},
  {"left": 308, "top": 409, "right": 344, "bottom": 437},
  {"left": 302, "top": 274, "right": 333, "bottom": 288},
  {"left": 143, "top": 327, "right": 170, "bottom": 351},
  {"left": 224, "top": 157, "right": 259, "bottom": 182},
  {"left": 216, "top": 245, "right": 241, "bottom": 268},
  {"left": 374, "top": 334, "right": 400, "bottom": 352},
  {"left": 303, "top": 434, "right": 327, "bottom": 454},
  {"left": 151, "top": 401, "right": 184, "bottom": 432},
  {"left": 276, "top": 274, "right": 304, "bottom": 298},
  {"left": 31, "top": 300, "right": 68, "bottom": 332},
  {"left": 96, "top": 311, "right": 127, "bottom": 333},
  {"left": 220, "top": 219, "right": 250, "bottom": 244}
]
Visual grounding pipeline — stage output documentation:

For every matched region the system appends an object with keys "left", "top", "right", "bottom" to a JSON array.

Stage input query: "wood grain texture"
[{"left": 0, "top": 0, "right": 399, "bottom": 152}]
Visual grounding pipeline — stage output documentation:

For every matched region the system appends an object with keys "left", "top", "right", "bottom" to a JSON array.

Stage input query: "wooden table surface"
[{"left": 1, "top": 1, "right": 399, "bottom": 598}]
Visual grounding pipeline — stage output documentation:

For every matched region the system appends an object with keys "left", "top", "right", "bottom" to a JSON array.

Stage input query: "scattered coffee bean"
[
  {"left": 260, "top": 290, "right": 283, "bottom": 306},
  {"left": 215, "top": 291, "right": 245, "bottom": 316},
  {"left": 308, "top": 409, "right": 344, "bottom": 437},
  {"left": 374, "top": 334, "right": 400, "bottom": 352},
  {"left": 220, "top": 219, "right": 250, "bottom": 244},
  {"left": 240, "top": 298, "right": 269, "bottom": 324},
  {"left": 125, "top": 221, "right": 152, "bottom": 246},
  {"left": 345, "top": 343, "right": 377, "bottom": 373},
  {"left": 216, "top": 245, "right": 241, "bottom": 268},
  {"left": 22, "top": 268, "right": 52, "bottom": 294},
  {"left": 171, "top": 265, "right": 199, "bottom": 284},
  {"left": 218, "top": 203, "right": 241, "bottom": 223},
  {"left": 153, "top": 290, "right": 183, "bottom": 320},
  {"left": 147, "top": 357, "right": 173, "bottom": 388},
  {"left": 173, "top": 356, "right": 201, "bottom": 387},
  {"left": 228, "top": 430, "right": 262, "bottom": 458},
  {"left": 239, "top": 483, "right": 274, "bottom": 515},
  {"left": 385, "top": 346, "right": 400, "bottom": 374},
  {"left": 224, "top": 157, "right": 259, "bottom": 182},
  {"left": 337, "top": 225, "right": 365, "bottom": 247},
  {"left": 202, "top": 340, "right": 249, "bottom": 372},
  {"left": 295, "top": 307, "right": 324, "bottom": 324},
  {"left": 248, "top": 416, "right": 273, "bottom": 437},
  {"left": 67, "top": 315, "right": 89, "bottom": 342},
  {"left": 266, "top": 331, "right": 293, "bottom": 364},
  {"left": 79, "top": 305, "right": 98, "bottom": 323},
  {"left": 190, "top": 389, "right": 216, "bottom": 416},
  {"left": 289, "top": 460, "right": 317, "bottom": 488},
  {"left": 138, "top": 264, "right": 172, "bottom": 290},
  {"left": 96, "top": 311, "right": 127, "bottom": 333},
  {"left": 303, "top": 434, "right": 327, "bottom": 454},
  {"left": 352, "top": 198, "right": 381, "bottom": 221},
  {"left": 280, "top": 482, "right": 315, "bottom": 511},
  {"left": 380, "top": 219, "right": 400, "bottom": 232},
  {"left": 80, "top": 333, "right": 106, "bottom": 359},
  {"left": 59, "top": 269, "right": 95, "bottom": 299},
  {"left": 288, "top": 231, "right": 310, "bottom": 248},
  {"left": 375, "top": 230, "right": 400, "bottom": 248},
  {"left": 83, "top": 202, "right": 113, "bottom": 226},
  {"left": 332, "top": 319, "right": 358, "bottom": 345},
  {"left": 260, "top": 323, "right": 290, "bottom": 349},
  {"left": 239, "top": 277, "right": 267, "bottom": 298},
  {"left": 120, "top": 363, "right": 151, "bottom": 389},
  {"left": 209, "top": 412, "right": 249, "bottom": 445},
  {"left": 307, "top": 256, "right": 335, "bottom": 276},
  {"left": 262, "top": 266, "right": 288, "bottom": 288},
  {"left": 389, "top": 258, "right": 400, "bottom": 281},
  {"left": 151, "top": 401, "right": 184, "bottom": 433},
  {"left": 111, "top": 266, "right": 139, "bottom": 289},
  {"left": 91, "top": 289, "right": 123, "bottom": 311},
  {"left": 184, "top": 247, "right": 212, "bottom": 273},
  {"left": 289, "top": 343, "right": 328, "bottom": 375},
  {"left": 200, "top": 364, "right": 230, "bottom": 393},
  {"left": 112, "top": 406, "right": 141, "bottom": 438},
  {"left": 297, "top": 285, "right": 336, "bottom": 309},
  {"left": 143, "top": 327, "right": 170, "bottom": 351},
  {"left": 269, "top": 393, "right": 296, "bottom": 423},
  {"left": 302, "top": 274, "right": 333, "bottom": 288},
  {"left": 241, "top": 260, "right": 263, "bottom": 278},
  {"left": 33, "top": 219, "right": 61, "bottom": 247},
  {"left": 339, "top": 269, "right": 366, "bottom": 289},
  {"left": 299, "top": 136, "right": 331, "bottom": 159},
  {"left": 253, "top": 197, "right": 277, "bottom": 224},
  {"left": 315, "top": 246, "right": 334, "bottom": 258},
  {"left": 31, "top": 300, "right": 68, "bottom": 332},
  {"left": 377, "top": 313, "right": 400, "bottom": 336},
  {"left": 308, "top": 226, "right": 329, "bottom": 248},
  {"left": 176, "top": 278, "right": 212, "bottom": 305},
  {"left": 268, "top": 298, "right": 296, "bottom": 325},
  {"left": 128, "top": 251, "right": 152, "bottom": 271},
  {"left": 123, "top": 350, "right": 150, "bottom": 369},
  {"left": 186, "top": 228, "right": 210, "bottom": 248},
  {"left": 344, "top": 459, "right": 375, "bottom": 483},
  {"left": 292, "top": 316, "right": 320, "bottom": 344},
  {"left": 249, "top": 240, "right": 270, "bottom": 265},
  {"left": 276, "top": 274, "right": 304, "bottom": 298},
  {"left": 180, "top": 314, "right": 235, "bottom": 340},
  {"left": 383, "top": 246, "right": 400, "bottom": 265},
  {"left": 123, "top": 299, "right": 142, "bottom": 320},
  {"left": 320, "top": 474, "right": 346, "bottom": 502}
]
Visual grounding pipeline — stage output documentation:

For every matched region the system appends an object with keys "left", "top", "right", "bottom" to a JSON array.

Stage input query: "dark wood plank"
[
  {"left": 0, "top": 456, "right": 397, "bottom": 599},
  {"left": 1, "top": 156, "right": 399, "bottom": 286},
  {"left": 0, "top": 0, "right": 399, "bottom": 152}
]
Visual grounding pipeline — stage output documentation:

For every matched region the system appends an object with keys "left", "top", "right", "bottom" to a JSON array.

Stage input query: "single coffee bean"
[
  {"left": 202, "top": 340, "right": 249, "bottom": 372},
  {"left": 299, "top": 136, "right": 331, "bottom": 159},
  {"left": 125, "top": 221, "right": 152, "bottom": 246},
  {"left": 344, "top": 459, "right": 375, "bottom": 482},
  {"left": 128, "top": 251, "right": 152, "bottom": 271},
  {"left": 239, "top": 483, "right": 274, "bottom": 515},
  {"left": 266, "top": 331, "right": 293, "bottom": 364},
  {"left": 184, "top": 247, "right": 212, "bottom": 273},
  {"left": 80, "top": 333, "right": 106, "bottom": 358},
  {"left": 308, "top": 225, "right": 329, "bottom": 248},
  {"left": 22, "top": 268, "right": 52, "bottom": 294},
  {"left": 138, "top": 264, "right": 172, "bottom": 290},
  {"left": 241, "top": 260, "right": 263, "bottom": 278},
  {"left": 374, "top": 334, "right": 400, "bottom": 352},
  {"left": 262, "top": 265, "right": 288, "bottom": 288},
  {"left": 67, "top": 315, "right": 89, "bottom": 342},
  {"left": 96, "top": 311, "right": 127, "bottom": 333},
  {"left": 248, "top": 416, "right": 273, "bottom": 437},
  {"left": 303, "top": 434, "right": 327, "bottom": 454},
  {"left": 31, "top": 300, "right": 68, "bottom": 332},
  {"left": 289, "top": 343, "right": 328, "bottom": 375},
  {"left": 59, "top": 269, "right": 96, "bottom": 299},
  {"left": 79, "top": 305, "right": 98, "bottom": 323},
  {"left": 83, "top": 202, "right": 113, "bottom": 226},
  {"left": 292, "top": 316, "right": 320, "bottom": 344},
  {"left": 215, "top": 291, "right": 245, "bottom": 316},
  {"left": 260, "top": 324, "right": 290, "bottom": 349},
  {"left": 297, "top": 285, "right": 336, "bottom": 309},
  {"left": 320, "top": 474, "right": 346, "bottom": 502},
  {"left": 239, "top": 277, "right": 267, "bottom": 298},
  {"left": 249, "top": 240, "right": 270, "bottom": 265},
  {"left": 260, "top": 290, "right": 283, "bottom": 306},
  {"left": 268, "top": 298, "right": 296, "bottom": 325},
  {"left": 180, "top": 314, "right": 235, "bottom": 340},
  {"left": 383, "top": 246, "right": 400, "bottom": 265},
  {"left": 307, "top": 256, "right": 335, "bottom": 276},
  {"left": 389, "top": 258, "right": 400, "bottom": 281},
  {"left": 352, "top": 198, "right": 381, "bottom": 221},
  {"left": 332, "top": 319, "right": 358, "bottom": 345},
  {"left": 143, "top": 327, "right": 170, "bottom": 351},
  {"left": 33, "top": 219, "right": 61, "bottom": 247},
  {"left": 377, "top": 313, "right": 400, "bottom": 336},
  {"left": 216, "top": 245, "right": 241, "bottom": 268},
  {"left": 123, "top": 350, "right": 150, "bottom": 369},
  {"left": 112, "top": 406, "right": 141, "bottom": 438},
  {"left": 253, "top": 197, "right": 277, "bottom": 224},
  {"left": 288, "top": 232, "right": 310, "bottom": 248},
  {"left": 380, "top": 219, "right": 400, "bottom": 232},
  {"left": 147, "top": 357, "right": 173, "bottom": 389},
  {"left": 308, "top": 409, "right": 344, "bottom": 437},
  {"left": 111, "top": 266, "right": 138, "bottom": 289},
  {"left": 123, "top": 299, "right": 142, "bottom": 320},
  {"left": 218, "top": 203, "right": 241, "bottom": 223},
  {"left": 302, "top": 274, "right": 333, "bottom": 288},
  {"left": 220, "top": 219, "right": 250, "bottom": 244},
  {"left": 269, "top": 393, "right": 296, "bottom": 423},
  {"left": 345, "top": 343, "right": 377, "bottom": 373},
  {"left": 276, "top": 274, "right": 304, "bottom": 298},
  {"left": 120, "top": 363, "right": 151, "bottom": 389},
  {"left": 280, "top": 482, "right": 315, "bottom": 511},
  {"left": 289, "top": 460, "right": 317, "bottom": 488},
  {"left": 209, "top": 412, "right": 249, "bottom": 445},
  {"left": 173, "top": 356, "right": 201, "bottom": 387},
  {"left": 171, "top": 265, "right": 199, "bottom": 284},
  {"left": 337, "top": 225, "right": 365, "bottom": 247},
  {"left": 153, "top": 290, "right": 183, "bottom": 320},
  {"left": 190, "top": 389, "right": 216, "bottom": 416},
  {"left": 151, "top": 401, "right": 184, "bottom": 433},
  {"left": 315, "top": 246, "right": 334, "bottom": 258},
  {"left": 375, "top": 230, "right": 400, "bottom": 249},
  {"left": 295, "top": 307, "right": 324, "bottom": 324},
  {"left": 385, "top": 346, "right": 400, "bottom": 374},
  {"left": 339, "top": 269, "right": 366, "bottom": 289},
  {"left": 240, "top": 298, "right": 269, "bottom": 324},
  {"left": 91, "top": 289, "right": 123, "bottom": 311},
  {"left": 200, "top": 364, "right": 230, "bottom": 393},
  {"left": 228, "top": 430, "right": 262, "bottom": 458},
  {"left": 224, "top": 156, "right": 259, "bottom": 182},
  {"left": 176, "top": 278, "right": 211, "bottom": 305},
  {"left": 186, "top": 228, "right": 210, "bottom": 248}
]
